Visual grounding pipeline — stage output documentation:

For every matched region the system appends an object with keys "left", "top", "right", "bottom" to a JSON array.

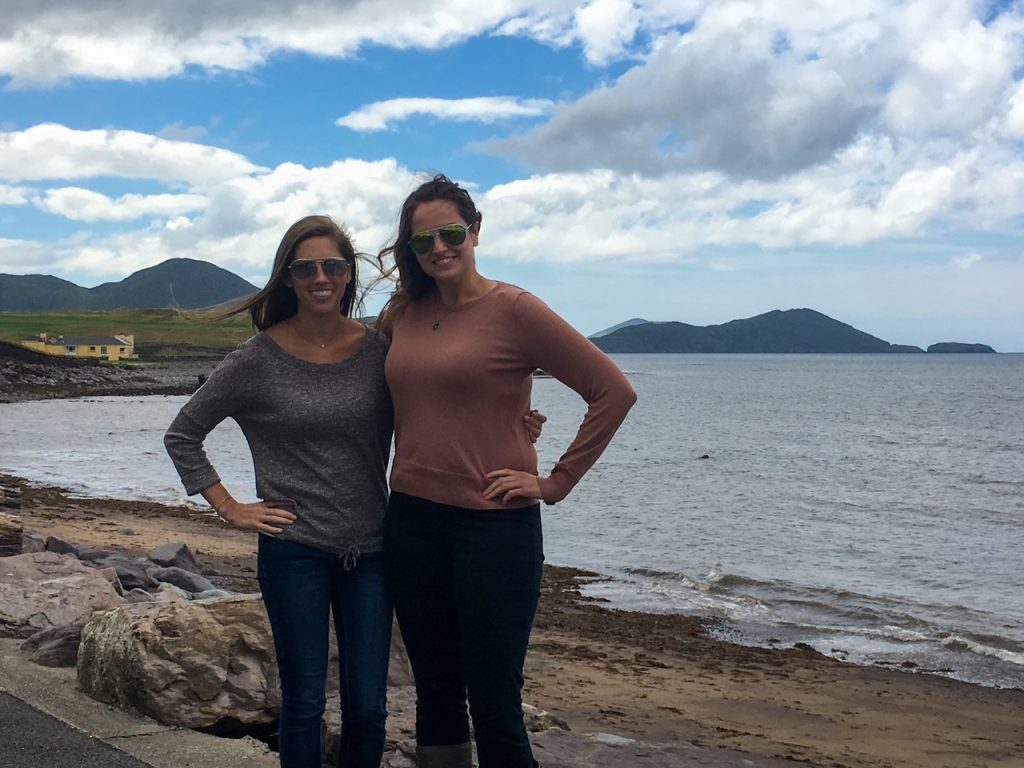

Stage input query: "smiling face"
[
  {"left": 409, "top": 199, "right": 480, "bottom": 288},
  {"left": 285, "top": 235, "right": 351, "bottom": 318}
]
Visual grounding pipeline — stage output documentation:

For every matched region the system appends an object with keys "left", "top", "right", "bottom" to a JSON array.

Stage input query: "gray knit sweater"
[{"left": 164, "top": 329, "right": 393, "bottom": 557}]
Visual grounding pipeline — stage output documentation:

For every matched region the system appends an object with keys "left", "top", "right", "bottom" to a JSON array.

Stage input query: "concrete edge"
[{"left": 0, "top": 637, "right": 278, "bottom": 768}]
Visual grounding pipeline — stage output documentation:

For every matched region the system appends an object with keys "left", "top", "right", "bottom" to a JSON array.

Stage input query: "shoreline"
[
  {"left": 0, "top": 355, "right": 216, "bottom": 404},
  {"left": 4, "top": 473, "right": 1024, "bottom": 767}
]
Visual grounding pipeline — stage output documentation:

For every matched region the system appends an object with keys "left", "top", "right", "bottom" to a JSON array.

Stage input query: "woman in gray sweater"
[{"left": 164, "top": 215, "right": 393, "bottom": 768}]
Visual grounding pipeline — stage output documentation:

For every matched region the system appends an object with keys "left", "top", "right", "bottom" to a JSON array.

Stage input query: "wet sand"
[{"left": 7, "top": 475, "right": 1024, "bottom": 768}]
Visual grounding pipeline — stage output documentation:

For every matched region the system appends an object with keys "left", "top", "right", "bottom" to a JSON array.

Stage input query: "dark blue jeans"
[
  {"left": 384, "top": 491, "right": 544, "bottom": 768},
  {"left": 258, "top": 534, "right": 392, "bottom": 768}
]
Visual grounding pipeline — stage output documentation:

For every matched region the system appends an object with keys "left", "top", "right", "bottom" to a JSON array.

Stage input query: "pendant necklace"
[{"left": 432, "top": 299, "right": 455, "bottom": 331}]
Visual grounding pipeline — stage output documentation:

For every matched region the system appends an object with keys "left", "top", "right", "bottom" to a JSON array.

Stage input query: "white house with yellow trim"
[{"left": 22, "top": 333, "right": 137, "bottom": 362}]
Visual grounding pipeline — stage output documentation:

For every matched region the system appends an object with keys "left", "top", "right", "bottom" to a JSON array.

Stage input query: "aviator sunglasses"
[
  {"left": 287, "top": 258, "right": 350, "bottom": 280},
  {"left": 407, "top": 223, "right": 473, "bottom": 256}
]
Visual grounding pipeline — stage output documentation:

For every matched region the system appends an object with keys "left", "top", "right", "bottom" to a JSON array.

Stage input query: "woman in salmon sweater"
[{"left": 378, "top": 175, "right": 637, "bottom": 768}]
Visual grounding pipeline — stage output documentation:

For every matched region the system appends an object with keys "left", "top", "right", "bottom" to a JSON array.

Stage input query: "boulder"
[
  {"left": 94, "top": 555, "right": 161, "bottom": 591},
  {"left": 22, "top": 531, "right": 46, "bottom": 554},
  {"left": 78, "top": 547, "right": 125, "bottom": 562},
  {"left": 148, "top": 542, "right": 201, "bottom": 573},
  {"left": 23, "top": 623, "right": 83, "bottom": 667},
  {"left": 148, "top": 566, "right": 216, "bottom": 594},
  {"left": 124, "top": 588, "right": 159, "bottom": 603},
  {"left": 154, "top": 583, "right": 192, "bottom": 602},
  {"left": 77, "top": 594, "right": 280, "bottom": 731},
  {"left": 44, "top": 535, "right": 87, "bottom": 557},
  {"left": 0, "top": 552, "right": 124, "bottom": 638}
]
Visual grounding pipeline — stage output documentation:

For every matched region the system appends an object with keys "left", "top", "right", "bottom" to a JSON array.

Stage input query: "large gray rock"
[
  {"left": 77, "top": 594, "right": 280, "bottom": 730},
  {"left": 94, "top": 555, "right": 161, "bottom": 592},
  {"left": 22, "top": 531, "right": 46, "bottom": 554},
  {"left": 147, "top": 542, "right": 201, "bottom": 573},
  {"left": 148, "top": 566, "right": 216, "bottom": 594},
  {"left": 43, "top": 534, "right": 87, "bottom": 557},
  {"left": 0, "top": 552, "right": 124, "bottom": 638}
]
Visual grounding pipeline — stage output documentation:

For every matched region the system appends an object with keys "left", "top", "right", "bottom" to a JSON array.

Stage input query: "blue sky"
[{"left": 2, "top": 1, "right": 1024, "bottom": 350}]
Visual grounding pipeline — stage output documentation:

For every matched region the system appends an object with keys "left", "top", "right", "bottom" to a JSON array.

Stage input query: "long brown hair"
[
  {"left": 214, "top": 215, "right": 364, "bottom": 330},
  {"left": 375, "top": 175, "right": 481, "bottom": 334}
]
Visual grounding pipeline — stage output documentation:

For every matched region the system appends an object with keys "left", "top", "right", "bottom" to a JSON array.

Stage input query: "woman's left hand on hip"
[{"left": 483, "top": 469, "right": 543, "bottom": 504}]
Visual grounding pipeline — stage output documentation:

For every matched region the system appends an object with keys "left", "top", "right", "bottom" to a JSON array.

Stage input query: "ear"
[{"left": 471, "top": 223, "right": 480, "bottom": 246}]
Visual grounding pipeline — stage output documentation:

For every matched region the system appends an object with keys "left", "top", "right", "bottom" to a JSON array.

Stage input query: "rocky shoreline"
[{"left": 0, "top": 343, "right": 219, "bottom": 403}]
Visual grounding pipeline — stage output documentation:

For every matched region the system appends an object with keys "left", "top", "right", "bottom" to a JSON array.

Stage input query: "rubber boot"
[{"left": 416, "top": 742, "right": 473, "bottom": 767}]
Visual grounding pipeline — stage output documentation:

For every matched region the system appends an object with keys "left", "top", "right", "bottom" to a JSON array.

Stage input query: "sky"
[{"left": 2, "top": 1, "right": 1023, "bottom": 351}]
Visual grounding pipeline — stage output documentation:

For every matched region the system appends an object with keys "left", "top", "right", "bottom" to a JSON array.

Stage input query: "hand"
[
  {"left": 483, "top": 469, "right": 543, "bottom": 504},
  {"left": 523, "top": 408, "right": 548, "bottom": 444},
  {"left": 218, "top": 499, "right": 297, "bottom": 534}
]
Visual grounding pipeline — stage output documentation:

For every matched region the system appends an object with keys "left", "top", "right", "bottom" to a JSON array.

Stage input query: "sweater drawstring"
[{"left": 339, "top": 545, "right": 361, "bottom": 571}]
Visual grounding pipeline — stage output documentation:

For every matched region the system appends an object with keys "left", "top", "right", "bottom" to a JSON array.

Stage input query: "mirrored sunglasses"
[
  {"left": 288, "top": 258, "right": 350, "bottom": 280},
  {"left": 408, "top": 223, "right": 471, "bottom": 256}
]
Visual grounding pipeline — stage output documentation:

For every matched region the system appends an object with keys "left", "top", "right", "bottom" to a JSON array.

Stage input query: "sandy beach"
[{"left": 6, "top": 474, "right": 1023, "bottom": 768}]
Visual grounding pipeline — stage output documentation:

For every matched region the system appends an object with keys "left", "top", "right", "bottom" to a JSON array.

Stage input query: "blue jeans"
[
  {"left": 258, "top": 534, "right": 392, "bottom": 768},
  {"left": 384, "top": 491, "right": 544, "bottom": 768}
]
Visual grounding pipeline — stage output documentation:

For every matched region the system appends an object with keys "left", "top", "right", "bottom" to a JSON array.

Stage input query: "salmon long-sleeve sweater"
[{"left": 385, "top": 282, "right": 637, "bottom": 509}]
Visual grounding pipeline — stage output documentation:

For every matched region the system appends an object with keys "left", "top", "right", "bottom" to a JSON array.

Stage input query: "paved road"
[{"left": 0, "top": 691, "right": 151, "bottom": 768}]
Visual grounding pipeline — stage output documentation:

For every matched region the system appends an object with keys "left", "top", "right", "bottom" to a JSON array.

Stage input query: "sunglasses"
[
  {"left": 288, "top": 258, "right": 350, "bottom": 280},
  {"left": 408, "top": 223, "right": 472, "bottom": 256}
]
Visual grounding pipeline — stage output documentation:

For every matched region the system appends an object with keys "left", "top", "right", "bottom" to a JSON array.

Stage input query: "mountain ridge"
[
  {"left": 589, "top": 310, "right": 997, "bottom": 353},
  {"left": 0, "top": 259, "right": 259, "bottom": 311}
]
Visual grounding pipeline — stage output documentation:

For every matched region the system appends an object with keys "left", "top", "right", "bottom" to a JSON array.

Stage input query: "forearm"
[{"left": 198, "top": 483, "right": 235, "bottom": 519}]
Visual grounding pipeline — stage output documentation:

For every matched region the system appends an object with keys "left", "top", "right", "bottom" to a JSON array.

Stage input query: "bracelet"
[{"left": 212, "top": 499, "right": 231, "bottom": 520}]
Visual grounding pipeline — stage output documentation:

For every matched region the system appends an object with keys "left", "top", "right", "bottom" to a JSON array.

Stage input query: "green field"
[{"left": 0, "top": 309, "right": 254, "bottom": 359}]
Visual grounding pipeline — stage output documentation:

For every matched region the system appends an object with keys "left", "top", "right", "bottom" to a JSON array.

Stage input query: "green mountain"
[
  {"left": 0, "top": 274, "right": 94, "bottom": 311},
  {"left": 0, "top": 258, "right": 259, "bottom": 311},
  {"left": 926, "top": 342, "right": 996, "bottom": 353},
  {"left": 590, "top": 318, "right": 652, "bottom": 338},
  {"left": 591, "top": 309, "right": 912, "bottom": 353}
]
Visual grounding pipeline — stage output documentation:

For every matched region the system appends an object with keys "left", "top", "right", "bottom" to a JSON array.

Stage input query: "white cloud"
[
  {"left": 0, "top": 236, "right": 63, "bottom": 272},
  {"left": 14, "top": 155, "right": 421, "bottom": 285},
  {"left": 0, "top": 1, "right": 586, "bottom": 87},
  {"left": 490, "top": 1, "right": 1024, "bottom": 182},
  {"left": 882, "top": 13, "right": 1021, "bottom": 137},
  {"left": 953, "top": 252, "right": 983, "bottom": 269},
  {"left": 36, "top": 188, "right": 209, "bottom": 221},
  {"left": 574, "top": 0, "right": 642, "bottom": 64},
  {"left": 0, "top": 185, "right": 29, "bottom": 205},
  {"left": 336, "top": 97, "right": 554, "bottom": 132},
  {"left": 0, "top": 124, "right": 262, "bottom": 185}
]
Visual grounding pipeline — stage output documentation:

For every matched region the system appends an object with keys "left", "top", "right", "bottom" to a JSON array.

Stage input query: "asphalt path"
[{"left": 0, "top": 691, "right": 151, "bottom": 768}]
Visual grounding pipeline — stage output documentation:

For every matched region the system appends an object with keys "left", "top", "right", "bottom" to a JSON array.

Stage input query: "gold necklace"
[{"left": 292, "top": 321, "right": 336, "bottom": 349}]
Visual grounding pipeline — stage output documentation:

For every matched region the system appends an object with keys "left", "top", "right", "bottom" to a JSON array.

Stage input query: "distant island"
[
  {"left": 589, "top": 311, "right": 997, "bottom": 354},
  {"left": 0, "top": 258, "right": 258, "bottom": 311}
]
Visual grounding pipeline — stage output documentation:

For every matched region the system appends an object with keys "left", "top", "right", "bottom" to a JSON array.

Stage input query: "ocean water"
[{"left": 1, "top": 353, "right": 1022, "bottom": 688}]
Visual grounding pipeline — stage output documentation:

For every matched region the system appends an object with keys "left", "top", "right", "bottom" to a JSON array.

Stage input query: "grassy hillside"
[
  {"left": 0, "top": 309, "right": 254, "bottom": 359},
  {"left": 0, "top": 258, "right": 260, "bottom": 312}
]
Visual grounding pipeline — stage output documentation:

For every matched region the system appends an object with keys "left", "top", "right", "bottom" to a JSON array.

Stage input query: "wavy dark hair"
[
  {"left": 375, "top": 174, "right": 481, "bottom": 334},
  {"left": 213, "top": 215, "right": 363, "bottom": 330}
]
